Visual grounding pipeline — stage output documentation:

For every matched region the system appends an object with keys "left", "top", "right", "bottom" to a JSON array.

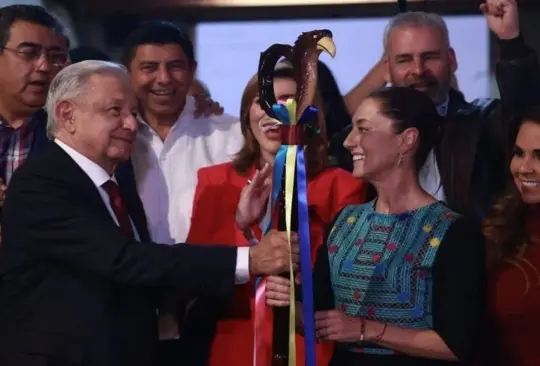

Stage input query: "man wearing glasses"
[{"left": 0, "top": 5, "right": 68, "bottom": 206}]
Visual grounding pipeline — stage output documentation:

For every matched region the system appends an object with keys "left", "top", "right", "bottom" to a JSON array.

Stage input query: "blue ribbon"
[
  {"left": 257, "top": 103, "right": 318, "bottom": 366},
  {"left": 296, "top": 147, "right": 316, "bottom": 366}
]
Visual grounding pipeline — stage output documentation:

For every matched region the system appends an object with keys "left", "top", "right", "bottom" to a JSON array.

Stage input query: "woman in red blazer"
[{"left": 186, "top": 64, "right": 366, "bottom": 366}]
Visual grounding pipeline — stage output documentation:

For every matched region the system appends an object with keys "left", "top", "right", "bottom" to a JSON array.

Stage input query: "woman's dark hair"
[
  {"left": 483, "top": 106, "right": 540, "bottom": 269},
  {"left": 317, "top": 61, "right": 351, "bottom": 140},
  {"left": 369, "top": 86, "right": 443, "bottom": 171}
]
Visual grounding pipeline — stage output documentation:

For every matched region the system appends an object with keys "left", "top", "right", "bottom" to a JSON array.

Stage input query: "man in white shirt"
[
  {"left": 0, "top": 60, "right": 296, "bottom": 366},
  {"left": 123, "top": 21, "right": 243, "bottom": 246},
  {"left": 120, "top": 22, "right": 245, "bottom": 360}
]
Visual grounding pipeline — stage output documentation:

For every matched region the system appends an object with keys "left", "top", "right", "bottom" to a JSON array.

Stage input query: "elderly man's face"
[{"left": 71, "top": 73, "right": 138, "bottom": 170}]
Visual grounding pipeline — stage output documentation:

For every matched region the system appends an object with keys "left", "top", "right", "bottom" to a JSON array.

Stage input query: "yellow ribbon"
[{"left": 284, "top": 98, "right": 297, "bottom": 366}]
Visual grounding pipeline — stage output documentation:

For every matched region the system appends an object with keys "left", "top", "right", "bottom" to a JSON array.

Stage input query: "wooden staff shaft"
[{"left": 272, "top": 171, "right": 298, "bottom": 366}]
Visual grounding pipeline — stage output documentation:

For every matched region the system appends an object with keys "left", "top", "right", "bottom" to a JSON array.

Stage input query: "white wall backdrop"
[{"left": 195, "top": 16, "right": 490, "bottom": 117}]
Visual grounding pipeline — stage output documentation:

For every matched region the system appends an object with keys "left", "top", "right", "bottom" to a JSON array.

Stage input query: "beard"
[{"left": 390, "top": 70, "right": 451, "bottom": 105}]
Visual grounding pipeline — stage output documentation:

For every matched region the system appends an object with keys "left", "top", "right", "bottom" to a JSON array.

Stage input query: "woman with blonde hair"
[
  {"left": 483, "top": 106, "right": 540, "bottom": 365},
  {"left": 183, "top": 63, "right": 366, "bottom": 366}
]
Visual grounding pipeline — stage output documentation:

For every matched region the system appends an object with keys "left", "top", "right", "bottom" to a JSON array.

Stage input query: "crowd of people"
[{"left": 0, "top": 0, "right": 539, "bottom": 365}]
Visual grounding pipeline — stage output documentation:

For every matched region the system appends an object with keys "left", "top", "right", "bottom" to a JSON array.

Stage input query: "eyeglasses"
[{"left": 1, "top": 44, "right": 68, "bottom": 67}]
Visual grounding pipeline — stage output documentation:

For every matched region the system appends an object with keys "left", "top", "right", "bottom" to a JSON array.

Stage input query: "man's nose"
[
  {"left": 35, "top": 53, "right": 52, "bottom": 73},
  {"left": 412, "top": 58, "right": 426, "bottom": 76},
  {"left": 124, "top": 114, "right": 138, "bottom": 133},
  {"left": 157, "top": 66, "right": 172, "bottom": 84}
]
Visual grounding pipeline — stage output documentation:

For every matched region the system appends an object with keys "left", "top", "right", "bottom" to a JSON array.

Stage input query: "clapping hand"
[
  {"left": 235, "top": 163, "right": 272, "bottom": 231},
  {"left": 480, "top": 0, "right": 520, "bottom": 40}
]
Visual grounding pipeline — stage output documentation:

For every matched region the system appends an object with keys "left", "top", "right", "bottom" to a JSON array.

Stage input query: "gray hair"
[
  {"left": 45, "top": 60, "right": 130, "bottom": 138},
  {"left": 383, "top": 12, "right": 450, "bottom": 53}
]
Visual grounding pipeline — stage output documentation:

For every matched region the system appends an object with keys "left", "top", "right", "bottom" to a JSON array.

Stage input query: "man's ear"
[{"left": 56, "top": 100, "right": 76, "bottom": 134}]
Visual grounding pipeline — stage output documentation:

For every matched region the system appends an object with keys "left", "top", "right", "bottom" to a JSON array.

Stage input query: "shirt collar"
[
  {"left": 137, "top": 96, "right": 196, "bottom": 134},
  {"left": 0, "top": 110, "right": 42, "bottom": 130},
  {"left": 54, "top": 139, "right": 115, "bottom": 188},
  {"left": 436, "top": 97, "right": 450, "bottom": 117}
]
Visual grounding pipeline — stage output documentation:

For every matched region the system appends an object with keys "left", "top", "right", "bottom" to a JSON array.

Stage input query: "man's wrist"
[{"left": 248, "top": 246, "right": 255, "bottom": 275}]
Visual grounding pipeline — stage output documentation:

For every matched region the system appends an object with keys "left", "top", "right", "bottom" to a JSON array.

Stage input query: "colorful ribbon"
[{"left": 253, "top": 99, "right": 318, "bottom": 366}]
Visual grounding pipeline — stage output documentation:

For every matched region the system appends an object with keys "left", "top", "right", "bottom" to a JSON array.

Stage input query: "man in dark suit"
[
  {"left": 0, "top": 60, "right": 297, "bottom": 366},
  {"left": 332, "top": 2, "right": 540, "bottom": 222}
]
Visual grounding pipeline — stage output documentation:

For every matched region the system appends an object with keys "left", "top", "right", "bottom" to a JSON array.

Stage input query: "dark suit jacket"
[{"left": 0, "top": 142, "right": 239, "bottom": 366}]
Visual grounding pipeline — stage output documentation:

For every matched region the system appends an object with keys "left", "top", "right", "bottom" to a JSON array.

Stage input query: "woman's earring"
[{"left": 397, "top": 153, "right": 404, "bottom": 168}]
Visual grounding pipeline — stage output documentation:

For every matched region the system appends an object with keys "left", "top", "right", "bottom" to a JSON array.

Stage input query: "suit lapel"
[{"left": 47, "top": 143, "right": 113, "bottom": 221}]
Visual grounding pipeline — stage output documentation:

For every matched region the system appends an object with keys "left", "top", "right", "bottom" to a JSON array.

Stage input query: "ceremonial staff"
[{"left": 256, "top": 30, "right": 336, "bottom": 366}]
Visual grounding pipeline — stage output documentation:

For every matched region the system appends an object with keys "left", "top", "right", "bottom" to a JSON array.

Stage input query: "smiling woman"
[
  {"left": 482, "top": 106, "right": 540, "bottom": 365},
  {"left": 266, "top": 87, "right": 486, "bottom": 366}
]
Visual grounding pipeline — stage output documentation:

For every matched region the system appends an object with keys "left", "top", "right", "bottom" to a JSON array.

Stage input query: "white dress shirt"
[
  {"left": 132, "top": 96, "right": 244, "bottom": 244},
  {"left": 54, "top": 139, "right": 250, "bottom": 285},
  {"left": 130, "top": 96, "right": 248, "bottom": 282}
]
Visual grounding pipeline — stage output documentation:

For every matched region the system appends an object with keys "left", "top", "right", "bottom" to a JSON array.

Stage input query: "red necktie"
[{"left": 102, "top": 180, "right": 134, "bottom": 238}]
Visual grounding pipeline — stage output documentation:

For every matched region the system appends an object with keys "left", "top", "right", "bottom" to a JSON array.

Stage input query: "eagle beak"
[{"left": 316, "top": 36, "right": 336, "bottom": 58}]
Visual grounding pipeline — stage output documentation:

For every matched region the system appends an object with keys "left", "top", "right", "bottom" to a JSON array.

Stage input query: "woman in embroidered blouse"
[
  {"left": 265, "top": 87, "right": 485, "bottom": 365},
  {"left": 482, "top": 107, "right": 540, "bottom": 365},
  {"left": 183, "top": 63, "right": 367, "bottom": 366}
]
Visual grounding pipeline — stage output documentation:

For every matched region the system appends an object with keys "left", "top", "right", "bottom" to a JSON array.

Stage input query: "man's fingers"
[
  {"left": 479, "top": 3, "right": 488, "bottom": 13},
  {"left": 267, "top": 298, "right": 290, "bottom": 307},
  {"left": 267, "top": 275, "right": 290, "bottom": 287},
  {"left": 266, "top": 290, "right": 290, "bottom": 301}
]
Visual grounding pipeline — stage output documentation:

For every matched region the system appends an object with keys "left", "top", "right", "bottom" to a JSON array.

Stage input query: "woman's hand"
[
  {"left": 315, "top": 310, "right": 364, "bottom": 343},
  {"left": 266, "top": 275, "right": 291, "bottom": 307},
  {"left": 235, "top": 163, "right": 272, "bottom": 231}
]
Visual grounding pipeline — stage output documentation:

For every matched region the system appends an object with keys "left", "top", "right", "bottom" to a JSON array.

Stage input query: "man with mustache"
[
  {"left": 0, "top": 5, "right": 69, "bottom": 208},
  {"left": 336, "top": 0, "right": 540, "bottom": 221},
  {"left": 0, "top": 60, "right": 297, "bottom": 366}
]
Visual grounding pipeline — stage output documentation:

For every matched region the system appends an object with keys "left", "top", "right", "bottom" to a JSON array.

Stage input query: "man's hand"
[
  {"left": 193, "top": 93, "right": 224, "bottom": 118},
  {"left": 480, "top": 0, "right": 520, "bottom": 40},
  {"left": 248, "top": 230, "right": 299, "bottom": 275},
  {"left": 235, "top": 163, "right": 272, "bottom": 231}
]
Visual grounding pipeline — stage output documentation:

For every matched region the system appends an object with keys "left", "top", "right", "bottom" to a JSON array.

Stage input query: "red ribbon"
[{"left": 280, "top": 125, "right": 305, "bottom": 146}]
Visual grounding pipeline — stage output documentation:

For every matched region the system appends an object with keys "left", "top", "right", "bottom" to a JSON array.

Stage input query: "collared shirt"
[
  {"left": 418, "top": 98, "right": 449, "bottom": 202},
  {"left": 0, "top": 113, "right": 40, "bottom": 185},
  {"left": 54, "top": 139, "right": 141, "bottom": 241},
  {"left": 131, "top": 95, "right": 244, "bottom": 244}
]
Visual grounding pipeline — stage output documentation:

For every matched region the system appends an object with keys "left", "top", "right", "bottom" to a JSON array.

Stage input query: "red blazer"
[{"left": 187, "top": 162, "right": 366, "bottom": 366}]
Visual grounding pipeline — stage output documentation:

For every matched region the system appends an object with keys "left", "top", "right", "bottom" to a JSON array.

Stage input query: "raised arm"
[{"left": 484, "top": 0, "right": 540, "bottom": 116}]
